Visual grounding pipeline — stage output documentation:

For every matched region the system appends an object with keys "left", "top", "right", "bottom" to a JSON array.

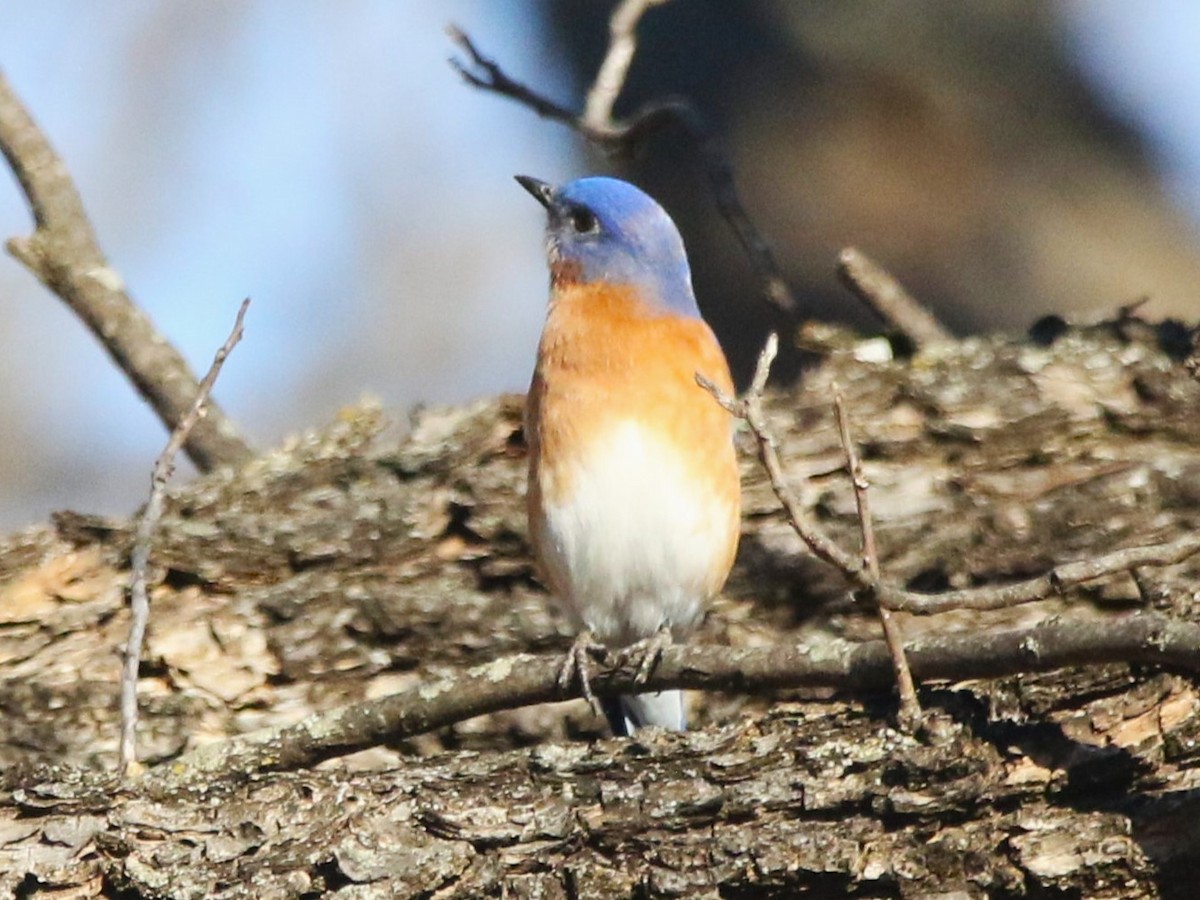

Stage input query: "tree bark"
[{"left": 1, "top": 323, "right": 1199, "bottom": 898}]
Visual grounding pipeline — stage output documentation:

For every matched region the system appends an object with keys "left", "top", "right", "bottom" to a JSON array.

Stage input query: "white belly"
[{"left": 534, "top": 419, "right": 731, "bottom": 647}]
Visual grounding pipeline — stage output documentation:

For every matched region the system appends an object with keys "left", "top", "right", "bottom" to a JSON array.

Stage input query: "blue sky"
[
  {"left": 0, "top": 1, "right": 577, "bottom": 524},
  {"left": 1064, "top": 0, "right": 1200, "bottom": 223}
]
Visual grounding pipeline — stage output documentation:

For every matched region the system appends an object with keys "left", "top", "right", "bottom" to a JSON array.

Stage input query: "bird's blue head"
[{"left": 516, "top": 175, "right": 700, "bottom": 318}]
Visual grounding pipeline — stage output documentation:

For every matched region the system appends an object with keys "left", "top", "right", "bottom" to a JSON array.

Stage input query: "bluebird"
[{"left": 518, "top": 174, "right": 741, "bottom": 735}]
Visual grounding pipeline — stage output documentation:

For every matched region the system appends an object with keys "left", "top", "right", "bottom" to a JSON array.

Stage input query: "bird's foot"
[
  {"left": 621, "top": 625, "right": 673, "bottom": 685},
  {"left": 557, "top": 630, "right": 609, "bottom": 718}
]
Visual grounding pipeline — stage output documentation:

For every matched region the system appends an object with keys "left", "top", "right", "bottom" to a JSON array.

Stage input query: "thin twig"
[
  {"left": 447, "top": 26, "right": 578, "bottom": 124},
  {"left": 834, "top": 388, "right": 921, "bottom": 730},
  {"left": 147, "top": 609, "right": 1200, "bottom": 788},
  {"left": 837, "top": 247, "right": 952, "bottom": 348},
  {"left": 120, "top": 299, "right": 250, "bottom": 776},
  {"left": 875, "top": 535, "right": 1200, "bottom": 614},
  {"left": 699, "top": 336, "right": 1200, "bottom": 619},
  {"left": 0, "top": 69, "right": 254, "bottom": 472},
  {"left": 447, "top": 17, "right": 795, "bottom": 313},
  {"left": 834, "top": 390, "right": 880, "bottom": 580},
  {"left": 699, "top": 333, "right": 863, "bottom": 578}
]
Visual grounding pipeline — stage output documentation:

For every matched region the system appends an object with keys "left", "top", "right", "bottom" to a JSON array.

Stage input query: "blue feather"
[{"left": 546, "top": 177, "right": 700, "bottom": 319}]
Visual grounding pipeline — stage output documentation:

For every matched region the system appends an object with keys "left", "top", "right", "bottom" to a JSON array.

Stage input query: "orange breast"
[{"left": 525, "top": 283, "right": 741, "bottom": 603}]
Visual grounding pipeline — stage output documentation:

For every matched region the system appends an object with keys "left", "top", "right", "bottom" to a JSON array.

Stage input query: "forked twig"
[
  {"left": 698, "top": 333, "right": 862, "bottom": 579},
  {"left": 448, "top": 5, "right": 795, "bottom": 312},
  {"left": 700, "top": 338, "right": 921, "bottom": 723},
  {"left": 698, "top": 332, "right": 1200, "bottom": 718}
]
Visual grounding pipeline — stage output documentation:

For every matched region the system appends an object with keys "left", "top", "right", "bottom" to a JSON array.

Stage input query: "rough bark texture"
[{"left": 2, "top": 323, "right": 1199, "bottom": 898}]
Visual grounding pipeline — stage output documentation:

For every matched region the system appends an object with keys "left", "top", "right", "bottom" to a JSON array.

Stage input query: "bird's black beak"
[{"left": 515, "top": 175, "right": 555, "bottom": 211}]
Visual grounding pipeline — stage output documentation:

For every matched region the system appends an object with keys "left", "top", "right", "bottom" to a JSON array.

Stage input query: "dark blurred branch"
[
  {"left": 1186, "top": 325, "right": 1200, "bottom": 381},
  {"left": 150, "top": 608, "right": 1200, "bottom": 787},
  {"left": 0, "top": 69, "right": 253, "bottom": 472},
  {"left": 837, "top": 247, "right": 952, "bottom": 347},
  {"left": 448, "top": 8, "right": 796, "bottom": 313},
  {"left": 121, "top": 299, "right": 250, "bottom": 777}
]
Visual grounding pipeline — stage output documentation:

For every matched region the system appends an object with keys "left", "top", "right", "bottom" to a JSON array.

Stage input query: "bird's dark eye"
[{"left": 569, "top": 206, "right": 599, "bottom": 235}]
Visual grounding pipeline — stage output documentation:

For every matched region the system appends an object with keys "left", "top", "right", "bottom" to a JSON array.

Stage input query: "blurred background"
[{"left": 1, "top": 0, "right": 1198, "bottom": 530}]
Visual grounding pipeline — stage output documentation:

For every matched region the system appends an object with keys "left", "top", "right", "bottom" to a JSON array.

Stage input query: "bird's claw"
[
  {"left": 620, "top": 625, "right": 673, "bottom": 685},
  {"left": 557, "top": 630, "right": 609, "bottom": 718}
]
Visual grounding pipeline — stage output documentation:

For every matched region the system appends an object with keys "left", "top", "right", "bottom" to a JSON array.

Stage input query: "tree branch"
[
  {"left": 583, "top": 0, "right": 668, "bottom": 129},
  {"left": 148, "top": 609, "right": 1200, "bottom": 788},
  {"left": 447, "top": 11, "right": 796, "bottom": 313},
  {"left": 837, "top": 246, "right": 953, "bottom": 347},
  {"left": 0, "top": 69, "right": 253, "bottom": 472},
  {"left": 876, "top": 534, "right": 1200, "bottom": 614},
  {"left": 699, "top": 333, "right": 865, "bottom": 579}
]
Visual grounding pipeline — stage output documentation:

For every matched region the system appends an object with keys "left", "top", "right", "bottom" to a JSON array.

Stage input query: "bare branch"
[
  {"left": 834, "top": 388, "right": 921, "bottom": 729},
  {"left": 121, "top": 299, "right": 250, "bottom": 776},
  {"left": 583, "top": 0, "right": 669, "bottom": 129},
  {"left": 837, "top": 247, "right": 953, "bottom": 348},
  {"left": 0, "top": 69, "right": 253, "bottom": 472},
  {"left": 448, "top": 17, "right": 796, "bottom": 313},
  {"left": 876, "top": 533, "right": 1200, "bottom": 615},
  {"left": 148, "top": 609, "right": 1200, "bottom": 788}
]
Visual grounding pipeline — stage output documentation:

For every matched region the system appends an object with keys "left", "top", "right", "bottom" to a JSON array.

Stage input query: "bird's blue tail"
[{"left": 602, "top": 690, "right": 687, "bottom": 736}]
